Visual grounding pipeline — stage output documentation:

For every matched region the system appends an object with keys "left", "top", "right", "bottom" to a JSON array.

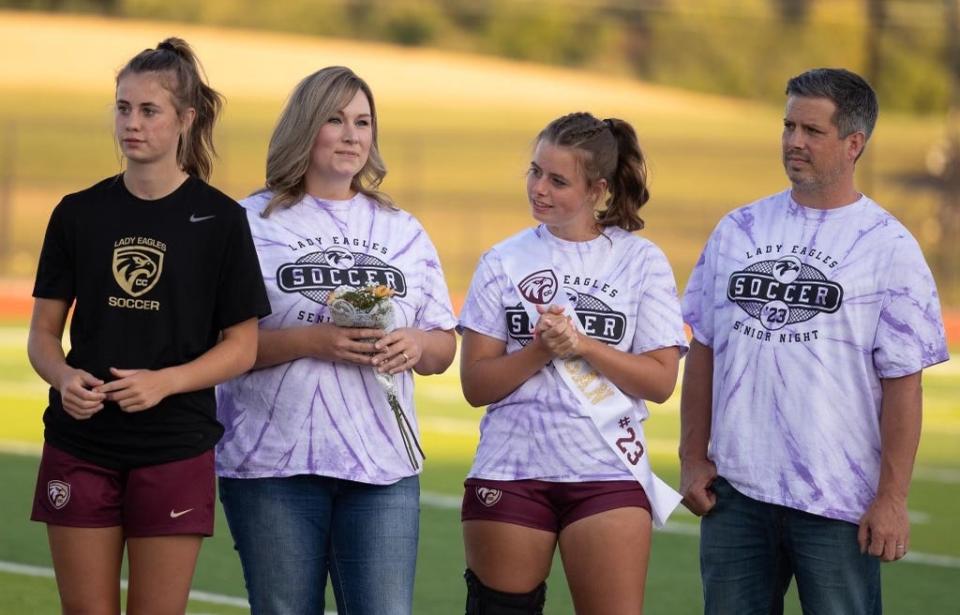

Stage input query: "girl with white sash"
[{"left": 459, "top": 112, "right": 686, "bottom": 614}]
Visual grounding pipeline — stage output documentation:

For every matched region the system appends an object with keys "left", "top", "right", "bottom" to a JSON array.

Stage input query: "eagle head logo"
[
  {"left": 475, "top": 487, "right": 503, "bottom": 507},
  {"left": 112, "top": 246, "right": 164, "bottom": 297},
  {"left": 518, "top": 270, "right": 558, "bottom": 304},
  {"left": 323, "top": 247, "right": 355, "bottom": 270},
  {"left": 47, "top": 480, "right": 71, "bottom": 510},
  {"left": 772, "top": 256, "right": 802, "bottom": 284}
]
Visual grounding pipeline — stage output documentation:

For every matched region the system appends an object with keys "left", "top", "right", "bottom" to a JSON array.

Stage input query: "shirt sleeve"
[
  {"left": 873, "top": 237, "right": 949, "bottom": 378},
  {"left": 458, "top": 252, "right": 509, "bottom": 341},
  {"left": 413, "top": 232, "right": 457, "bottom": 331},
  {"left": 33, "top": 198, "right": 76, "bottom": 302},
  {"left": 682, "top": 222, "right": 723, "bottom": 347},
  {"left": 632, "top": 243, "right": 689, "bottom": 356},
  {"left": 213, "top": 208, "right": 272, "bottom": 330}
]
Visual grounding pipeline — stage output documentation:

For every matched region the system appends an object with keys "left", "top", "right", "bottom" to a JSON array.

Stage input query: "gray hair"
[{"left": 785, "top": 68, "right": 878, "bottom": 141}]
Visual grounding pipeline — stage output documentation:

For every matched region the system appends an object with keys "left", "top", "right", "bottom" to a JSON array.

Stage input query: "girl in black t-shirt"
[{"left": 27, "top": 38, "right": 269, "bottom": 614}]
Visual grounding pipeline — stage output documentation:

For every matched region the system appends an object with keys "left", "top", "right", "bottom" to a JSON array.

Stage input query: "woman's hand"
[
  {"left": 534, "top": 304, "right": 580, "bottom": 359},
  {"left": 58, "top": 367, "right": 106, "bottom": 419},
  {"left": 372, "top": 328, "right": 423, "bottom": 375},
  {"left": 96, "top": 367, "right": 175, "bottom": 413},
  {"left": 309, "top": 324, "right": 386, "bottom": 366}
]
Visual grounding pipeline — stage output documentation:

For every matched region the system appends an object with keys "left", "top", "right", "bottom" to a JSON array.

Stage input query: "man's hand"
[
  {"left": 858, "top": 493, "right": 910, "bottom": 562},
  {"left": 680, "top": 457, "right": 718, "bottom": 516}
]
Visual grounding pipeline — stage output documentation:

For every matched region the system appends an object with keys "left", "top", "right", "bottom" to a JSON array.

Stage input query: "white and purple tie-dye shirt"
[
  {"left": 460, "top": 225, "right": 687, "bottom": 482},
  {"left": 682, "top": 190, "right": 949, "bottom": 523},
  {"left": 216, "top": 192, "right": 457, "bottom": 485}
]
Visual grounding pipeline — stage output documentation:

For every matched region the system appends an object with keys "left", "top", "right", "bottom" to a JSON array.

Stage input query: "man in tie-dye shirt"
[{"left": 680, "top": 68, "right": 949, "bottom": 614}]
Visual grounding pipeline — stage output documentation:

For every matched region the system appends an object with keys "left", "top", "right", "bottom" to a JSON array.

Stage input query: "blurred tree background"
[
  {"left": 0, "top": 0, "right": 954, "bottom": 114},
  {"left": 0, "top": 0, "right": 958, "bottom": 306}
]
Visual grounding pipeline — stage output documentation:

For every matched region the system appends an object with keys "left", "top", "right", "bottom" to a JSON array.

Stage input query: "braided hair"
[{"left": 537, "top": 112, "right": 650, "bottom": 231}]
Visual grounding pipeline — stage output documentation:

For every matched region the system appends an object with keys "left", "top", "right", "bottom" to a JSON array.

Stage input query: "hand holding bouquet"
[{"left": 328, "top": 284, "right": 425, "bottom": 470}]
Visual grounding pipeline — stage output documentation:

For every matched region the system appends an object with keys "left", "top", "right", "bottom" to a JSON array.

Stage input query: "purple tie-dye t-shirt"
[
  {"left": 682, "top": 190, "right": 949, "bottom": 523},
  {"left": 460, "top": 225, "right": 687, "bottom": 482},
  {"left": 216, "top": 192, "right": 457, "bottom": 485}
]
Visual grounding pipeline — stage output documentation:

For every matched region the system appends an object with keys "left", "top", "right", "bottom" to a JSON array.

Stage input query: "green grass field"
[{"left": 1, "top": 324, "right": 958, "bottom": 614}]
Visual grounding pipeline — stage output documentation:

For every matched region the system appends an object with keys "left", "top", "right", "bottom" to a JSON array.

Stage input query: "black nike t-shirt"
[{"left": 33, "top": 175, "right": 271, "bottom": 469}]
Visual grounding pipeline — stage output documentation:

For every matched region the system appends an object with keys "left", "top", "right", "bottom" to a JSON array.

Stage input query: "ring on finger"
[{"left": 401, "top": 351, "right": 409, "bottom": 361}]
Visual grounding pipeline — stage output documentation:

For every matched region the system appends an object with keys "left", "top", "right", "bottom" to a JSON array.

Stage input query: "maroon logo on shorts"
[
  {"left": 475, "top": 487, "right": 502, "bottom": 507},
  {"left": 47, "top": 480, "right": 70, "bottom": 510},
  {"left": 518, "top": 270, "right": 557, "bottom": 305}
]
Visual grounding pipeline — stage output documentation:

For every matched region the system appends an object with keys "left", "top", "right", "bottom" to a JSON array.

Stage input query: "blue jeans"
[
  {"left": 700, "top": 477, "right": 880, "bottom": 615},
  {"left": 219, "top": 475, "right": 420, "bottom": 615}
]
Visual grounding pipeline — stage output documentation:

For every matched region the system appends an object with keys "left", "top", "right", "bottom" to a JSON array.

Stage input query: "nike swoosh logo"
[
  {"left": 189, "top": 214, "right": 216, "bottom": 223},
  {"left": 169, "top": 508, "right": 194, "bottom": 518}
]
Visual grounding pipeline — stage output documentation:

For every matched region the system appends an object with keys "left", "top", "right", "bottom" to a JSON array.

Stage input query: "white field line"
[
  {"left": 0, "top": 327, "right": 29, "bottom": 346},
  {"left": 0, "top": 380, "right": 49, "bottom": 396},
  {"left": 0, "top": 560, "right": 252, "bottom": 609},
  {"left": 0, "top": 561, "right": 336, "bottom": 614},
  {"left": 914, "top": 467, "right": 960, "bottom": 484},
  {"left": 2, "top": 486, "right": 957, "bottom": 591},
  {"left": 0, "top": 439, "right": 41, "bottom": 455},
  {"left": 0, "top": 488, "right": 956, "bottom": 612}
]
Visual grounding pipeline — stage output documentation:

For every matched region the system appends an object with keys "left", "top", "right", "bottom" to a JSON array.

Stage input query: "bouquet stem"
[
  {"left": 388, "top": 393, "right": 425, "bottom": 470},
  {"left": 327, "top": 284, "right": 425, "bottom": 471}
]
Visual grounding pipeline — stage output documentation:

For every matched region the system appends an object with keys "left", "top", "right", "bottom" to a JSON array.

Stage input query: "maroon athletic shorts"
[
  {"left": 31, "top": 443, "right": 215, "bottom": 537},
  {"left": 461, "top": 478, "right": 651, "bottom": 533}
]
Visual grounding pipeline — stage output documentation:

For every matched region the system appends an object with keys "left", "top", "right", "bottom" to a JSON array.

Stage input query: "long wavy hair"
[{"left": 261, "top": 66, "right": 393, "bottom": 217}]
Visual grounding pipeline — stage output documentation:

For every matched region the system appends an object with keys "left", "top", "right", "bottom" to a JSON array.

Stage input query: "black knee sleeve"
[{"left": 464, "top": 568, "right": 546, "bottom": 615}]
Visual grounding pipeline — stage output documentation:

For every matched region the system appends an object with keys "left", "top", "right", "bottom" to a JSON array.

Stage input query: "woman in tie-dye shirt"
[
  {"left": 458, "top": 112, "right": 687, "bottom": 614},
  {"left": 216, "top": 67, "right": 457, "bottom": 615}
]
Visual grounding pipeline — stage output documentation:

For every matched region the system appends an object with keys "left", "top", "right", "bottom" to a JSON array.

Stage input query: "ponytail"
[
  {"left": 117, "top": 37, "right": 224, "bottom": 181},
  {"left": 537, "top": 112, "right": 650, "bottom": 232},
  {"left": 597, "top": 118, "right": 649, "bottom": 232}
]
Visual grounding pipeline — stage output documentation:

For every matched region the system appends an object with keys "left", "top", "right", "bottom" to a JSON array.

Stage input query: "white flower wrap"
[{"left": 327, "top": 284, "right": 422, "bottom": 468}]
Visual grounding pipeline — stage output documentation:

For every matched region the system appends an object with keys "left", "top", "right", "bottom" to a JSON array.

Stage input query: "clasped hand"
[
  {"left": 57, "top": 367, "right": 105, "bottom": 419},
  {"left": 59, "top": 366, "right": 175, "bottom": 418},
  {"left": 534, "top": 304, "right": 580, "bottom": 359},
  {"left": 96, "top": 367, "right": 174, "bottom": 413}
]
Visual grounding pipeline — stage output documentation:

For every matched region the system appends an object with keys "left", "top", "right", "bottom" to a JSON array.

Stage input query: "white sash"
[{"left": 494, "top": 227, "right": 681, "bottom": 528}]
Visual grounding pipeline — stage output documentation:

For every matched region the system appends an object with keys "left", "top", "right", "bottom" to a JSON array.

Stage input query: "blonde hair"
[
  {"left": 117, "top": 37, "right": 223, "bottom": 181},
  {"left": 261, "top": 66, "right": 393, "bottom": 216}
]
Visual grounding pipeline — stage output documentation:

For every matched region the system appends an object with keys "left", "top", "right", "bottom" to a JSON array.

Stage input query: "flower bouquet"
[{"left": 327, "top": 284, "right": 425, "bottom": 470}]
